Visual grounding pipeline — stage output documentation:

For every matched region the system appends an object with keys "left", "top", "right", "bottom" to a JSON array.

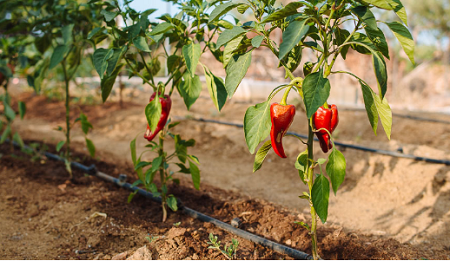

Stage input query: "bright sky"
[{"left": 125, "top": 0, "right": 178, "bottom": 21}]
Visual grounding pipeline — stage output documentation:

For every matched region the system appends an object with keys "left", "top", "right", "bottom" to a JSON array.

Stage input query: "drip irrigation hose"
[
  {"left": 188, "top": 117, "right": 450, "bottom": 166},
  {"left": 8, "top": 141, "right": 313, "bottom": 260}
]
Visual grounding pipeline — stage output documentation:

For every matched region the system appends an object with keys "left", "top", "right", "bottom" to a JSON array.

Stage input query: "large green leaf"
[
  {"left": 244, "top": 101, "right": 271, "bottom": 154},
  {"left": 360, "top": 81, "right": 392, "bottom": 139},
  {"left": 145, "top": 94, "right": 162, "bottom": 133},
  {"left": 216, "top": 26, "right": 246, "bottom": 48},
  {"left": 359, "top": 0, "right": 393, "bottom": 10},
  {"left": 225, "top": 51, "right": 252, "bottom": 98},
  {"left": 149, "top": 22, "right": 173, "bottom": 35},
  {"left": 386, "top": 0, "right": 408, "bottom": 25},
  {"left": 49, "top": 45, "right": 69, "bottom": 70},
  {"left": 326, "top": 149, "right": 346, "bottom": 195},
  {"left": 262, "top": 2, "right": 305, "bottom": 23},
  {"left": 93, "top": 48, "right": 114, "bottom": 78},
  {"left": 101, "top": 64, "right": 124, "bottom": 102},
  {"left": 351, "top": 6, "right": 377, "bottom": 30},
  {"left": 179, "top": 73, "right": 202, "bottom": 110},
  {"left": 101, "top": 9, "right": 117, "bottom": 22},
  {"left": 253, "top": 140, "right": 272, "bottom": 172},
  {"left": 62, "top": 24, "right": 74, "bottom": 44},
  {"left": 208, "top": 2, "right": 241, "bottom": 23},
  {"left": 223, "top": 35, "right": 244, "bottom": 68},
  {"left": 189, "top": 160, "right": 200, "bottom": 190},
  {"left": 106, "top": 46, "right": 127, "bottom": 75},
  {"left": 133, "top": 36, "right": 151, "bottom": 52},
  {"left": 182, "top": 43, "right": 201, "bottom": 78},
  {"left": 365, "top": 26, "right": 390, "bottom": 59},
  {"left": 302, "top": 69, "right": 331, "bottom": 119},
  {"left": 279, "top": 20, "right": 310, "bottom": 60},
  {"left": 203, "top": 65, "right": 227, "bottom": 111},
  {"left": 251, "top": 35, "right": 264, "bottom": 48},
  {"left": 387, "top": 21, "right": 415, "bottom": 64},
  {"left": 372, "top": 51, "right": 388, "bottom": 98},
  {"left": 311, "top": 174, "right": 330, "bottom": 224}
]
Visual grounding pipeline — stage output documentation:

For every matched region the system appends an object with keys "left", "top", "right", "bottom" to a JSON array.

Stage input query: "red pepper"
[
  {"left": 313, "top": 104, "right": 339, "bottom": 153},
  {"left": 270, "top": 103, "right": 296, "bottom": 158},
  {"left": 144, "top": 93, "right": 172, "bottom": 141}
]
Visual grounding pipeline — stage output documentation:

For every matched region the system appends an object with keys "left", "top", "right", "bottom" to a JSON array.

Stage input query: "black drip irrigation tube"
[
  {"left": 190, "top": 117, "right": 450, "bottom": 166},
  {"left": 9, "top": 141, "right": 313, "bottom": 260}
]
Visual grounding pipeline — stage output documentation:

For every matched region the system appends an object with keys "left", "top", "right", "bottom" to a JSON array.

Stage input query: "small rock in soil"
[
  {"left": 167, "top": 227, "right": 186, "bottom": 239},
  {"left": 126, "top": 245, "right": 152, "bottom": 260},
  {"left": 111, "top": 251, "right": 128, "bottom": 260}
]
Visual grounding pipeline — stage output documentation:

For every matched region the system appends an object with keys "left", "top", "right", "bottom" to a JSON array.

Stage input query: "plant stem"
[
  {"left": 306, "top": 118, "right": 319, "bottom": 260},
  {"left": 159, "top": 134, "right": 167, "bottom": 222},
  {"left": 62, "top": 63, "right": 71, "bottom": 159}
]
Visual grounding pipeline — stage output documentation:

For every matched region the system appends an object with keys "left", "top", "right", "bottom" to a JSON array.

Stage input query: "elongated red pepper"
[
  {"left": 144, "top": 93, "right": 172, "bottom": 141},
  {"left": 270, "top": 103, "right": 296, "bottom": 158},
  {"left": 313, "top": 104, "right": 339, "bottom": 153}
]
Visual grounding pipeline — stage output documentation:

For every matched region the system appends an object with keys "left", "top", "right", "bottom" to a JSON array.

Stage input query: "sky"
[{"left": 124, "top": 0, "right": 178, "bottom": 20}]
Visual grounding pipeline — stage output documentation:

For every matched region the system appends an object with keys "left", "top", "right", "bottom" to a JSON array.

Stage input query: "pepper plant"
[
  {"left": 210, "top": 0, "right": 414, "bottom": 259},
  {"left": 93, "top": 0, "right": 230, "bottom": 221},
  {"left": 24, "top": 0, "right": 104, "bottom": 178}
]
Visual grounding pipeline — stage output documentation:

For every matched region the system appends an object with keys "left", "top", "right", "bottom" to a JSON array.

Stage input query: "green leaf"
[
  {"left": 295, "top": 149, "right": 308, "bottom": 184},
  {"left": 56, "top": 140, "right": 66, "bottom": 152},
  {"left": 0, "top": 125, "right": 11, "bottom": 143},
  {"left": 374, "top": 91, "right": 392, "bottom": 140},
  {"left": 49, "top": 45, "right": 69, "bottom": 70},
  {"left": 359, "top": 80, "right": 392, "bottom": 139},
  {"left": 133, "top": 36, "right": 151, "bottom": 52},
  {"left": 208, "top": 2, "right": 241, "bottom": 23},
  {"left": 127, "top": 190, "right": 138, "bottom": 203},
  {"left": 93, "top": 48, "right": 114, "bottom": 78},
  {"left": 101, "top": 9, "right": 117, "bottom": 22},
  {"left": 88, "top": 27, "right": 103, "bottom": 40},
  {"left": 85, "top": 138, "right": 96, "bottom": 157},
  {"left": 18, "top": 101, "right": 26, "bottom": 120},
  {"left": 386, "top": 21, "right": 415, "bottom": 64},
  {"left": 62, "top": 24, "right": 74, "bottom": 44},
  {"left": 251, "top": 35, "right": 264, "bottom": 48},
  {"left": 244, "top": 101, "right": 271, "bottom": 154},
  {"left": 351, "top": 6, "right": 377, "bottom": 31},
  {"left": 372, "top": 51, "right": 388, "bottom": 98},
  {"left": 179, "top": 73, "right": 202, "bottom": 110},
  {"left": 135, "top": 161, "right": 152, "bottom": 170},
  {"left": 145, "top": 94, "right": 162, "bottom": 133},
  {"left": 317, "top": 158, "right": 327, "bottom": 165},
  {"left": 359, "top": 0, "right": 393, "bottom": 10},
  {"left": 279, "top": 20, "right": 310, "bottom": 60},
  {"left": 189, "top": 161, "right": 200, "bottom": 190},
  {"left": 13, "top": 132, "right": 24, "bottom": 148},
  {"left": 216, "top": 26, "right": 246, "bottom": 48},
  {"left": 386, "top": 0, "right": 407, "bottom": 25},
  {"left": 167, "top": 195, "right": 178, "bottom": 211},
  {"left": 311, "top": 174, "right": 330, "bottom": 223},
  {"left": 101, "top": 64, "right": 124, "bottom": 102},
  {"left": 253, "top": 140, "right": 272, "bottom": 172},
  {"left": 80, "top": 112, "right": 93, "bottom": 135},
  {"left": 365, "top": 26, "right": 390, "bottom": 59},
  {"left": 326, "top": 149, "right": 346, "bottom": 195},
  {"left": 149, "top": 22, "right": 173, "bottom": 35},
  {"left": 360, "top": 81, "right": 379, "bottom": 134},
  {"left": 106, "top": 46, "right": 127, "bottom": 75},
  {"left": 223, "top": 35, "right": 244, "bottom": 68},
  {"left": 167, "top": 55, "right": 181, "bottom": 72},
  {"left": 130, "top": 137, "right": 137, "bottom": 165},
  {"left": 151, "top": 156, "right": 163, "bottom": 173},
  {"left": 237, "top": 4, "right": 250, "bottom": 14},
  {"left": 182, "top": 43, "right": 201, "bottom": 78},
  {"left": 302, "top": 69, "right": 331, "bottom": 118},
  {"left": 4, "top": 103, "right": 15, "bottom": 121},
  {"left": 262, "top": 2, "right": 305, "bottom": 23},
  {"left": 225, "top": 51, "right": 252, "bottom": 98},
  {"left": 203, "top": 65, "right": 227, "bottom": 111}
]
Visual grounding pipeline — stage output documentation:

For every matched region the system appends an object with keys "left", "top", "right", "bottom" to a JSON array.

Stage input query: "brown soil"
[{"left": 2, "top": 90, "right": 450, "bottom": 259}]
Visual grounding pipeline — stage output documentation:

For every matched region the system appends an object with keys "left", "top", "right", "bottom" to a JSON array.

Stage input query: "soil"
[{"left": 1, "top": 89, "right": 450, "bottom": 259}]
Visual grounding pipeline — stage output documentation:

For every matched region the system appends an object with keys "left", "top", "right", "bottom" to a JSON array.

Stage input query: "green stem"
[
  {"left": 159, "top": 134, "right": 167, "bottom": 222},
  {"left": 307, "top": 118, "right": 319, "bottom": 260},
  {"left": 61, "top": 62, "right": 71, "bottom": 162}
]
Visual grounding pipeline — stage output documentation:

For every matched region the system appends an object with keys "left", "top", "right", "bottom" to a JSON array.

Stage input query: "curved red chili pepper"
[
  {"left": 144, "top": 93, "right": 172, "bottom": 141},
  {"left": 313, "top": 104, "right": 339, "bottom": 153},
  {"left": 270, "top": 103, "right": 296, "bottom": 158}
]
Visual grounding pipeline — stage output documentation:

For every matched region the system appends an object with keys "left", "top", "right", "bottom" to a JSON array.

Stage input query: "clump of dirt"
[{"left": 1, "top": 141, "right": 448, "bottom": 260}]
